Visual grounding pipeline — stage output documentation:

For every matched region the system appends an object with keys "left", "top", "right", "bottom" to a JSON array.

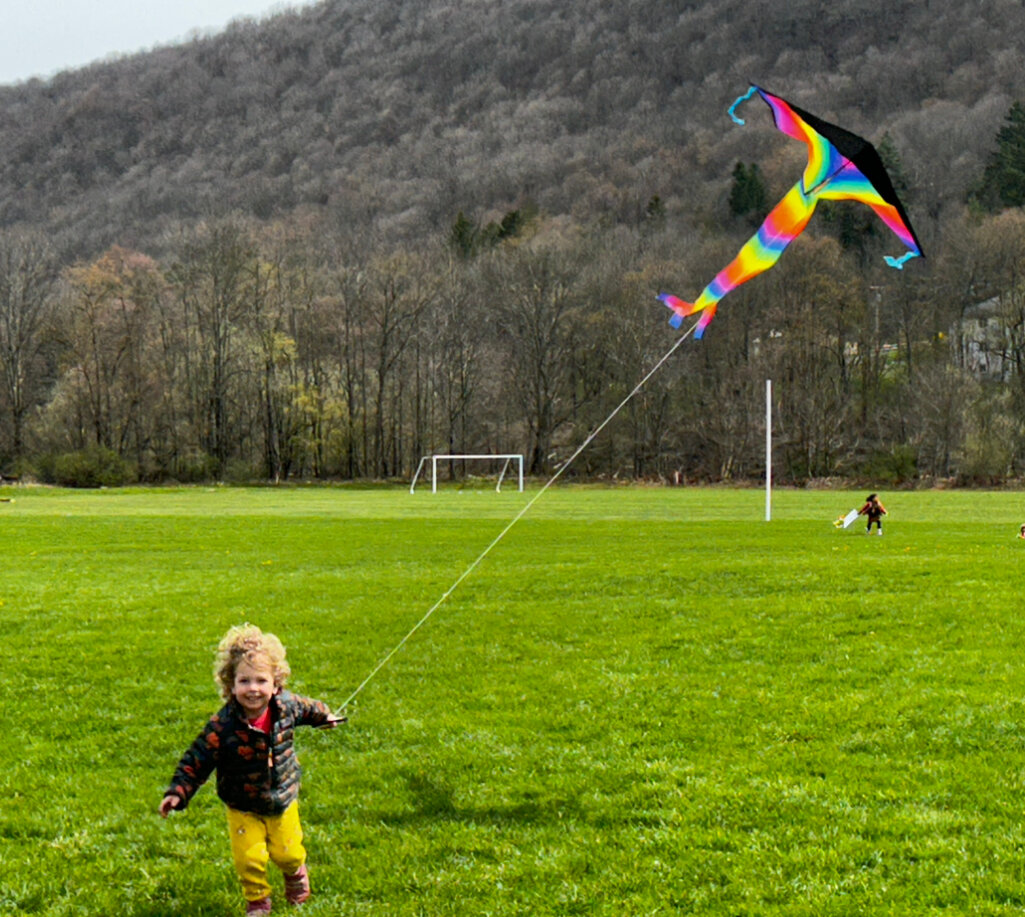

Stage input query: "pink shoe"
[
  {"left": 284, "top": 864, "right": 310, "bottom": 905},
  {"left": 246, "top": 898, "right": 272, "bottom": 915}
]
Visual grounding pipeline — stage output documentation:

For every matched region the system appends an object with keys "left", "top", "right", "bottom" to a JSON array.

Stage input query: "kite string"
[{"left": 333, "top": 319, "right": 697, "bottom": 716}]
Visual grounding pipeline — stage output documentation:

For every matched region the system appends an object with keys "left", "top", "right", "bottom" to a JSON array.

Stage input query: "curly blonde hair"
[{"left": 214, "top": 624, "right": 291, "bottom": 699}]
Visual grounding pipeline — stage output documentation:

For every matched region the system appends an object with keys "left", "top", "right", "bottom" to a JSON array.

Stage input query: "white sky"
[{"left": 0, "top": 1, "right": 318, "bottom": 86}]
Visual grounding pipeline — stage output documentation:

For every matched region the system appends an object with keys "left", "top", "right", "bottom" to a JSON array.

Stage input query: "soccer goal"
[{"left": 410, "top": 454, "right": 524, "bottom": 493}]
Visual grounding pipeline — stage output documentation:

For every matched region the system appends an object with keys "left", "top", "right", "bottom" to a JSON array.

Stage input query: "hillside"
[{"left": 0, "top": 0, "right": 1023, "bottom": 258}]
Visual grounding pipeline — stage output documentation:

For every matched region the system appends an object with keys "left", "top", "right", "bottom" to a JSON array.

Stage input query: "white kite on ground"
[{"left": 834, "top": 509, "right": 859, "bottom": 529}]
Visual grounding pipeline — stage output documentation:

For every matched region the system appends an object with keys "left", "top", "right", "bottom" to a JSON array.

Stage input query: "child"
[
  {"left": 159, "top": 624, "right": 344, "bottom": 914},
  {"left": 858, "top": 493, "right": 887, "bottom": 535}
]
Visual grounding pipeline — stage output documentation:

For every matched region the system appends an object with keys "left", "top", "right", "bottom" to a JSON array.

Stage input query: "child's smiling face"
[{"left": 232, "top": 656, "right": 276, "bottom": 720}]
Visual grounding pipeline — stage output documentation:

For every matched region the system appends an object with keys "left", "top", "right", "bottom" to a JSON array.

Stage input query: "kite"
[
  {"left": 834, "top": 508, "right": 859, "bottom": 529},
  {"left": 659, "top": 84, "right": 924, "bottom": 338}
]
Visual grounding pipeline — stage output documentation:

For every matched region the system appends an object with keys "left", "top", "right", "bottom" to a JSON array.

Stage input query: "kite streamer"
[{"left": 660, "top": 85, "right": 924, "bottom": 338}]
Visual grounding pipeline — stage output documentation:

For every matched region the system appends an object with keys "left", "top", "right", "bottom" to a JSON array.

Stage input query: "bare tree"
[
  {"left": 0, "top": 231, "right": 58, "bottom": 463},
  {"left": 911, "top": 362, "right": 978, "bottom": 478},
  {"left": 429, "top": 260, "right": 490, "bottom": 466},
  {"left": 168, "top": 219, "right": 258, "bottom": 474},
  {"left": 56, "top": 247, "right": 163, "bottom": 466},
  {"left": 490, "top": 244, "right": 582, "bottom": 475},
  {"left": 362, "top": 251, "right": 437, "bottom": 477},
  {"left": 761, "top": 237, "right": 861, "bottom": 480},
  {"left": 324, "top": 259, "right": 370, "bottom": 479}
]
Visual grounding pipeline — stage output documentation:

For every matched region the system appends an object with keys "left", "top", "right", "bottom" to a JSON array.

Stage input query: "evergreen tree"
[
  {"left": 728, "top": 162, "right": 768, "bottom": 224},
  {"left": 877, "top": 133, "right": 910, "bottom": 196},
  {"left": 498, "top": 209, "right": 526, "bottom": 238},
  {"left": 645, "top": 194, "right": 666, "bottom": 226},
  {"left": 820, "top": 134, "right": 910, "bottom": 262},
  {"left": 449, "top": 211, "right": 478, "bottom": 258},
  {"left": 450, "top": 208, "right": 531, "bottom": 258},
  {"left": 974, "top": 101, "right": 1025, "bottom": 210}
]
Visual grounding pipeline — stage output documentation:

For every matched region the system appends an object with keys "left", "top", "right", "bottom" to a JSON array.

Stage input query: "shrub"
[
  {"left": 173, "top": 451, "right": 219, "bottom": 484},
  {"left": 862, "top": 443, "right": 918, "bottom": 485},
  {"left": 52, "top": 447, "right": 135, "bottom": 488},
  {"left": 222, "top": 457, "right": 263, "bottom": 484}
]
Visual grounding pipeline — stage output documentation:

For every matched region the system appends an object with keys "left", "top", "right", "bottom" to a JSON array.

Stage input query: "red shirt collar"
[{"left": 249, "top": 706, "right": 272, "bottom": 732}]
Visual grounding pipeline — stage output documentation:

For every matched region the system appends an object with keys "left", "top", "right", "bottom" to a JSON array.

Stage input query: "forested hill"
[{"left": 0, "top": 0, "right": 1022, "bottom": 258}]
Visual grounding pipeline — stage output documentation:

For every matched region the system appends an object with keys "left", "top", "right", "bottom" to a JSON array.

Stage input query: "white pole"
[
  {"left": 432, "top": 455, "right": 438, "bottom": 494},
  {"left": 765, "top": 379, "right": 772, "bottom": 521}
]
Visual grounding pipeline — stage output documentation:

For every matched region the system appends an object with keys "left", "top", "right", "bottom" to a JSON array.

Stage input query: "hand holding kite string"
[{"left": 659, "top": 85, "right": 924, "bottom": 338}]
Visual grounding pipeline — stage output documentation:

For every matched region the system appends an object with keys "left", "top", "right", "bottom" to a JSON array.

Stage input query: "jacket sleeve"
[
  {"left": 165, "top": 718, "right": 220, "bottom": 808},
  {"left": 285, "top": 692, "right": 334, "bottom": 728}
]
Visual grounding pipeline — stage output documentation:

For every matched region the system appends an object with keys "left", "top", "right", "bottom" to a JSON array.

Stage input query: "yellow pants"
[{"left": 226, "top": 801, "right": 306, "bottom": 902}]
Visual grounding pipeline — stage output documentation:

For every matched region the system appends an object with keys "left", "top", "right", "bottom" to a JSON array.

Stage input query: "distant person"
[
  {"left": 858, "top": 493, "right": 887, "bottom": 535},
  {"left": 1018, "top": 523, "right": 1025, "bottom": 539},
  {"left": 159, "top": 624, "right": 345, "bottom": 915}
]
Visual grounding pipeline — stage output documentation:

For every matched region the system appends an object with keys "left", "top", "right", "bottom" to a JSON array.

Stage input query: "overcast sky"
[{"left": 0, "top": 1, "right": 318, "bottom": 86}]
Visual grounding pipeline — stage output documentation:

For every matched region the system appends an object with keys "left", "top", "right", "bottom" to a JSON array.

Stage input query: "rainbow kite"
[{"left": 659, "top": 85, "right": 924, "bottom": 338}]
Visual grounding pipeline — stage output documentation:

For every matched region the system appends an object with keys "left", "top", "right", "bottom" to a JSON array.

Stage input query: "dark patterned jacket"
[{"left": 165, "top": 690, "right": 333, "bottom": 815}]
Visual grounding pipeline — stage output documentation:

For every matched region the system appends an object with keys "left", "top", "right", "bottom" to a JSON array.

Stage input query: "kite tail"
[
  {"left": 658, "top": 293, "right": 698, "bottom": 329},
  {"left": 657, "top": 293, "right": 717, "bottom": 339},
  {"left": 693, "top": 303, "right": 718, "bottom": 339},
  {"left": 884, "top": 251, "right": 920, "bottom": 270}
]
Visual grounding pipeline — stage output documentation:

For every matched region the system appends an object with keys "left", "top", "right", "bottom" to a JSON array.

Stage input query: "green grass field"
[{"left": 4, "top": 484, "right": 1025, "bottom": 916}]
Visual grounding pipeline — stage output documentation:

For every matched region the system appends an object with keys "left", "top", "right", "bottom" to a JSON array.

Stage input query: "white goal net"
[{"left": 410, "top": 454, "right": 524, "bottom": 493}]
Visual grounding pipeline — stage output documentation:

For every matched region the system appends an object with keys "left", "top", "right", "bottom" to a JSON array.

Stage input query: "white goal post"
[{"left": 410, "top": 454, "right": 524, "bottom": 493}]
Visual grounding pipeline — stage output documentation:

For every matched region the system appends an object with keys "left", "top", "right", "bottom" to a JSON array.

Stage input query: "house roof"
[{"left": 963, "top": 295, "right": 1002, "bottom": 320}]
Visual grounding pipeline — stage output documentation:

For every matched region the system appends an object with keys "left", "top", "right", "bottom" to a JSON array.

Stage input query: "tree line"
[{"left": 3, "top": 166, "right": 1025, "bottom": 488}]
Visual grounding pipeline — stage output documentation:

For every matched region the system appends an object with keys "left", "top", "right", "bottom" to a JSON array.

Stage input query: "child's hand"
[
  {"left": 159, "top": 794, "right": 182, "bottom": 818},
  {"left": 317, "top": 715, "right": 347, "bottom": 730}
]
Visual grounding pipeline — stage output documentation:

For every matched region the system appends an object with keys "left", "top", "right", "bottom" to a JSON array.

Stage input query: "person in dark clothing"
[{"left": 859, "top": 493, "right": 887, "bottom": 535}]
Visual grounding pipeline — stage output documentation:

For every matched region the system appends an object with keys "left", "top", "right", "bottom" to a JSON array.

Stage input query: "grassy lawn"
[{"left": 3, "top": 484, "right": 1025, "bottom": 915}]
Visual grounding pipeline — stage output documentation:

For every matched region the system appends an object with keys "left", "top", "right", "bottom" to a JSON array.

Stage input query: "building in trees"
[{"left": 958, "top": 296, "right": 1016, "bottom": 381}]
